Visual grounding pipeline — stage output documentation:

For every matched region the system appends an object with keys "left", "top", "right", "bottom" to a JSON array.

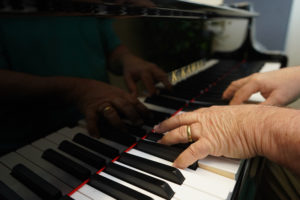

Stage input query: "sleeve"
[{"left": 98, "top": 19, "right": 121, "bottom": 54}]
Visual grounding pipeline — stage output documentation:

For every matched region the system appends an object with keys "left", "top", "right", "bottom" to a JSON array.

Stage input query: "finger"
[
  {"left": 158, "top": 126, "right": 189, "bottom": 145},
  {"left": 157, "top": 124, "right": 199, "bottom": 145},
  {"left": 111, "top": 98, "right": 143, "bottom": 126},
  {"left": 173, "top": 138, "right": 211, "bottom": 169},
  {"left": 98, "top": 104, "right": 125, "bottom": 131},
  {"left": 154, "top": 111, "right": 200, "bottom": 133},
  {"left": 124, "top": 74, "right": 138, "bottom": 96},
  {"left": 222, "top": 77, "right": 249, "bottom": 100},
  {"left": 128, "top": 97, "right": 152, "bottom": 119},
  {"left": 152, "top": 68, "right": 172, "bottom": 89},
  {"left": 260, "top": 92, "right": 281, "bottom": 106},
  {"left": 141, "top": 72, "right": 156, "bottom": 95},
  {"left": 85, "top": 109, "right": 100, "bottom": 138},
  {"left": 229, "top": 81, "right": 260, "bottom": 105}
]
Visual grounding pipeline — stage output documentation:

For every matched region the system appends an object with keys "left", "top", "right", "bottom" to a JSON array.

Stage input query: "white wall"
[{"left": 285, "top": 0, "right": 300, "bottom": 66}]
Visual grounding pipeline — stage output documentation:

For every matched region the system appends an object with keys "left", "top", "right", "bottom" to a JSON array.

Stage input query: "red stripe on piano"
[{"left": 68, "top": 179, "right": 90, "bottom": 196}]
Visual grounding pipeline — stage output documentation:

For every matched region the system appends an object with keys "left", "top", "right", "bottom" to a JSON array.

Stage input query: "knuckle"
[
  {"left": 177, "top": 113, "right": 188, "bottom": 124},
  {"left": 179, "top": 126, "right": 187, "bottom": 139},
  {"left": 251, "top": 73, "right": 260, "bottom": 82}
]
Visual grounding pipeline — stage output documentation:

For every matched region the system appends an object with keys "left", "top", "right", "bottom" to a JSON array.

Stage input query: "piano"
[{"left": 0, "top": 1, "right": 287, "bottom": 200}]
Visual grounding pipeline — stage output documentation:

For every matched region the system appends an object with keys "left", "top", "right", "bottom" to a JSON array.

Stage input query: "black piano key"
[
  {"left": 59, "top": 195, "right": 74, "bottom": 200},
  {"left": 144, "top": 109, "right": 171, "bottom": 127},
  {"left": 11, "top": 164, "right": 62, "bottom": 200},
  {"left": 136, "top": 140, "right": 198, "bottom": 170},
  {"left": 105, "top": 163, "right": 174, "bottom": 200},
  {"left": 119, "top": 152, "right": 185, "bottom": 185},
  {"left": 88, "top": 174, "right": 153, "bottom": 200},
  {"left": 58, "top": 140, "right": 106, "bottom": 169},
  {"left": 145, "top": 95, "right": 186, "bottom": 110},
  {"left": 101, "top": 130, "right": 137, "bottom": 147},
  {"left": 0, "top": 181, "right": 24, "bottom": 200},
  {"left": 124, "top": 124, "right": 148, "bottom": 138},
  {"left": 42, "top": 149, "right": 91, "bottom": 181},
  {"left": 73, "top": 133, "right": 120, "bottom": 159},
  {"left": 146, "top": 132, "right": 163, "bottom": 142},
  {"left": 136, "top": 140, "right": 179, "bottom": 161}
]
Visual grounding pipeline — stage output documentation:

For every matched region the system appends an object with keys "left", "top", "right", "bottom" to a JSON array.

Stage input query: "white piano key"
[
  {"left": 259, "top": 62, "right": 281, "bottom": 73},
  {"left": 46, "top": 132, "right": 71, "bottom": 145},
  {"left": 197, "top": 156, "right": 241, "bottom": 180},
  {"left": 76, "top": 184, "right": 116, "bottom": 200},
  {"left": 77, "top": 119, "right": 88, "bottom": 127},
  {"left": 99, "top": 172, "right": 166, "bottom": 200},
  {"left": 14, "top": 142, "right": 115, "bottom": 200},
  {"left": 16, "top": 145, "right": 82, "bottom": 188},
  {"left": 32, "top": 138, "right": 98, "bottom": 173},
  {"left": 249, "top": 62, "right": 281, "bottom": 102},
  {"left": 45, "top": 132, "right": 112, "bottom": 163},
  {"left": 0, "top": 163, "right": 42, "bottom": 200},
  {"left": 56, "top": 126, "right": 128, "bottom": 152},
  {"left": 70, "top": 191, "right": 93, "bottom": 200},
  {"left": 114, "top": 161, "right": 220, "bottom": 200},
  {"left": 0, "top": 152, "right": 73, "bottom": 195},
  {"left": 16, "top": 146, "right": 108, "bottom": 200},
  {"left": 128, "top": 149, "right": 233, "bottom": 200},
  {"left": 57, "top": 126, "right": 89, "bottom": 139}
]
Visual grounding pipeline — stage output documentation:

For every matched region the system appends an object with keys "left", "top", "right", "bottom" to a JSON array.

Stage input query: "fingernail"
[
  {"left": 157, "top": 139, "right": 162, "bottom": 144},
  {"left": 153, "top": 124, "right": 160, "bottom": 131}
]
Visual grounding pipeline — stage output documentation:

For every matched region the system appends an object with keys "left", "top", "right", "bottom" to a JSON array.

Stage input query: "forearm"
[
  {"left": 0, "top": 69, "right": 82, "bottom": 105},
  {"left": 254, "top": 106, "right": 300, "bottom": 174}
]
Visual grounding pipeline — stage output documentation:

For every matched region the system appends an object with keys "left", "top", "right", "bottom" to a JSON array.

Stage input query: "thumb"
[{"left": 260, "top": 92, "right": 282, "bottom": 106}]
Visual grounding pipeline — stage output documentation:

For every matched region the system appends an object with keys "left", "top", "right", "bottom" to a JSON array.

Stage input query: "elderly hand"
[
  {"left": 122, "top": 53, "right": 171, "bottom": 96},
  {"left": 222, "top": 66, "right": 300, "bottom": 106},
  {"left": 72, "top": 79, "right": 150, "bottom": 137},
  {"left": 153, "top": 105, "right": 296, "bottom": 170}
]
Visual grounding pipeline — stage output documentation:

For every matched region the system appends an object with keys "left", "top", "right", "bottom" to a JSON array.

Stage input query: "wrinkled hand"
[
  {"left": 222, "top": 66, "right": 300, "bottom": 106},
  {"left": 73, "top": 79, "right": 149, "bottom": 137},
  {"left": 154, "top": 105, "right": 275, "bottom": 169},
  {"left": 122, "top": 54, "right": 171, "bottom": 96}
]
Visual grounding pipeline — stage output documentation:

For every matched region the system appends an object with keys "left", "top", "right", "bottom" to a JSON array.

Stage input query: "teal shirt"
[
  {"left": 0, "top": 17, "right": 121, "bottom": 153},
  {"left": 0, "top": 16, "right": 121, "bottom": 81}
]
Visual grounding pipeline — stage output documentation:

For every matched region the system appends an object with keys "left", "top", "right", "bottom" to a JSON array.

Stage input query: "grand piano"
[{"left": 0, "top": 1, "right": 287, "bottom": 200}]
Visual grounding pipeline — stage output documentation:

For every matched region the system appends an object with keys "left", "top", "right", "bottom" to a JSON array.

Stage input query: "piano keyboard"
[
  {"left": 0, "top": 59, "right": 281, "bottom": 200},
  {"left": 0, "top": 122, "right": 237, "bottom": 200}
]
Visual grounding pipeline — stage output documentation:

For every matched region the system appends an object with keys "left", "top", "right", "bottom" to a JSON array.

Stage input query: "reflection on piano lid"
[{"left": 0, "top": 0, "right": 258, "bottom": 18}]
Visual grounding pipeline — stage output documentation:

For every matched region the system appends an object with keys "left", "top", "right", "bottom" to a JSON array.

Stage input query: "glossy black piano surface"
[{"left": 0, "top": 1, "right": 287, "bottom": 200}]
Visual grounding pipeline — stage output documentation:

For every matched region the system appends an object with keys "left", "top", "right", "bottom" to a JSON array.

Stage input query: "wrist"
[
  {"left": 258, "top": 106, "right": 300, "bottom": 172},
  {"left": 44, "top": 76, "right": 89, "bottom": 106}
]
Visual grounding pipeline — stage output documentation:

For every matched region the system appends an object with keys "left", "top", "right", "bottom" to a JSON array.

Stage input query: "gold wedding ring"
[
  {"left": 102, "top": 105, "right": 112, "bottom": 113},
  {"left": 187, "top": 125, "right": 193, "bottom": 143}
]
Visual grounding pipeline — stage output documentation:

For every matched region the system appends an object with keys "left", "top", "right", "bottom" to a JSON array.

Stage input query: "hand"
[
  {"left": 222, "top": 66, "right": 300, "bottom": 106},
  {"left": 122, "top": 54, "right": 171, "bottom": 96},
  {"left": 72, "top": 79, "right": 150, "bottom": 137},
  {"left": 154, "top": 105, "right": 276, "bottom": 169}
]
